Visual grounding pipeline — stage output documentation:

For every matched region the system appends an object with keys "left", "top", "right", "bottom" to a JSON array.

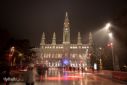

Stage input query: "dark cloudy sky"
[{"left": 0, "top": 0, "right": 127, "bottom": 46}]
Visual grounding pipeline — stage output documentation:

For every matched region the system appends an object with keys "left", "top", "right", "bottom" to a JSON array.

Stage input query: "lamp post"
[
  {"left": 108, "top": 33, "right": 120, "bottom": 71},
  {"left": 19, "top": 53, "right": 23, "bottom": 67},
  {"left": 99, "top": 47, "right": 103, "bottom": 70},
  {"left": 108, "top": 42, "right": 115, "bottom": 70},
  {"left": 105, "top": 23, "right": 115, "bottom": 70},
  {"left": 108, "top": 32, "right": 115, "bottom": 70}
]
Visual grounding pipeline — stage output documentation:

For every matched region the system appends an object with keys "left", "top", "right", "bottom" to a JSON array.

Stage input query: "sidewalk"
[{"left": 95, "top": 70, "right": 127, "bottom": 84}]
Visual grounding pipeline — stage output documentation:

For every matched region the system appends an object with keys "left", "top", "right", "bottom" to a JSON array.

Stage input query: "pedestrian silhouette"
[{"left": 24, "top": 64, "right": 36, "bottom": 85}]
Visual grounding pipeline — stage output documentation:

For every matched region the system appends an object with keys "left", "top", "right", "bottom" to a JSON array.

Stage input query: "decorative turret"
[
  {"left": 40, "top": 32, "right": 45, "bottom": 45},
  {"left": 89, "top": 32, "right": 93, "bottom": 46},
  {"left": 52, "top": 32, "right": 56, "bottom": 45},
  {"left": 77, "top": 32, "right": 82, "bottom": 45},
  {"left": 63, "top": 12, "right": 70, "bottom": 44}
]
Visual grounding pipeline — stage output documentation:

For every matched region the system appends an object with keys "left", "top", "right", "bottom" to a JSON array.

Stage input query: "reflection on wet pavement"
[{"left": 9, "top": 68, "right": 126, "bottom": 85}]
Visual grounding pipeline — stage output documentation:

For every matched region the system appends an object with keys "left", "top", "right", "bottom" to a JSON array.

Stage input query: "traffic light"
[{"left": 107, "top": 43, "right": 113, "bottom": 47}]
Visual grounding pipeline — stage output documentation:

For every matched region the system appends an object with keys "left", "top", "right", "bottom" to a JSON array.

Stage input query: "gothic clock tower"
[{"left": 63, "top": 12, "right": 70, "bottom": 44}]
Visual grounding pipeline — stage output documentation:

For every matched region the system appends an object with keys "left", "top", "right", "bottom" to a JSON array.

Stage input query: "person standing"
[
  {"left": 24, "top": 64, "right": 36, "bottom": 85},
  {"left": 41, "top": 64, "right": 46, "bottom": 79},
  {"left": 37, "top": 65, "right": 43, "bottom": 81}
]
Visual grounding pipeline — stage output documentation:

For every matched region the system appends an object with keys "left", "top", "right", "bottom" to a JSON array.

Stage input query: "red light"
[
  {"left": 110, "top": 43, "right": 113, "bottom": 46},
  {"left": 89, "top": 53, "right": 91, "bottom": 56},
  {"left": 107, "top": 43, "right": 113, "bottom": 47}
]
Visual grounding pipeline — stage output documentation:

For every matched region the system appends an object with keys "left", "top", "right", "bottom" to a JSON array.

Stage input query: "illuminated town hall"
[{"left": 35, "top": 12, "right": 93, "bottom": 68}]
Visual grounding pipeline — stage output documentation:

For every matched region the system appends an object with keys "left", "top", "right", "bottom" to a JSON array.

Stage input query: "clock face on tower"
[
  {"left": 64, "top": 22, "right": 69, "bottom": 28},
  {"left": 65, "top": 28, "right": 68, "bottom": 31}
]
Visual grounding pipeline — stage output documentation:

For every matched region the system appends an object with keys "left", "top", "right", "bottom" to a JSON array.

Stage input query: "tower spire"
[
  {"left": 40, "top": 32, "right": 45, "bottom": 45},
  {"left": 63, "top": 12, "right": 70, "bottom": 44},
  {"left": 52, "top": 32, "right": 56, "bottom": 45},
  {"left": 89, "top": 32, "right": 93, "bottom": 46},
  {"left": 66, "top": 11, "right": 68, "bottom": 17},
  {"left": 77, "top": 32, "right": 82, "bottom": 45},
  {"left": 64, "top": 11, "right": 69, "bottom": 28}
]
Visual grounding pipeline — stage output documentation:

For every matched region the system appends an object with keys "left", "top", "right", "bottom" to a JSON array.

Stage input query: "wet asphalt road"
[{"left": 2, "top": 69, "right": 127, "bottom": 85}]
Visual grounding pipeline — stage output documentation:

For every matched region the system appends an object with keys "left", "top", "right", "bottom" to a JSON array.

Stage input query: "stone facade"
[{"left": 33, "top": 12, "right": 93, "bottom": 68}]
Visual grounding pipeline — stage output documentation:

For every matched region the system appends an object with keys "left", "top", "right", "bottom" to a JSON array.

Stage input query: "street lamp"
[
  {"left": 104, "top": 23, "right": 111, "bottom": 30},
  {"left": 106, "top": 23, "right": 119, "bottom": 71},
  {"left": 108, "top": 42, "right": 115, "bottom": 70},
  {"left": 108, "top": 32, "right": 113, "bottom": 39},
  {"left": 106, "top": 23, "right": 115, "bottom": 70},
  {"left": 99, "top": 47, "right": 103, "bottom": 70},
  {"left": 18, "top": 53, "right": 23, "bottom": 67},
  {"left": 104, "top": 22, "right": 116, "bottom": 70}
]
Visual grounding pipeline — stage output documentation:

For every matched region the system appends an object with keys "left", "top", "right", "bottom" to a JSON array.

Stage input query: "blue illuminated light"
[{"left": 63, "top": 59, "right": 69, "bottom": 65}]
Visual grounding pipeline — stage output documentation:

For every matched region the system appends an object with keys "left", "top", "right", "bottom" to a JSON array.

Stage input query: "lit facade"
[{"left": 33, "top": 12, "right": 93, "bottom": 68}]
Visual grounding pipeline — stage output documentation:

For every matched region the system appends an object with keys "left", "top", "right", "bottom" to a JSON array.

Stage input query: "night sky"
[{"left": 0, "top": 0, "right": 127, "bottom": 46}]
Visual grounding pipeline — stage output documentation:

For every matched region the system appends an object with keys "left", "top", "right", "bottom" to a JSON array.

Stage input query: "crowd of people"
[
  {"left": 23, "top": 64, "right": 48, "bottom": 85},
  {"left": 3, "top": 64, "right": 91, "bottom": 85},
  {"left": 60, "top": 66, "right": 88, "bottom": 72}
]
